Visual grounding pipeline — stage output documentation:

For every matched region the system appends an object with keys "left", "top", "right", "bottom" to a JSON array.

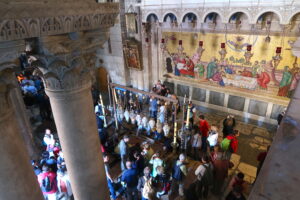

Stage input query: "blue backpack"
[
  {"left": 42, "top": 175, "right": 53, "bottom": 192},
  {"left": 172, "top": 162, "right": 184, "bottom": 181}
]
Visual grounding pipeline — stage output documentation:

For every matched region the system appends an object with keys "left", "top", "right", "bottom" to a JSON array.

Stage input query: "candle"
[
  {"left": 99, "top": 94, "right": 107, "bottom": 127},
  {"left": 186, "top": 104, "right": 190, "bottom": 128},
  {"left": 179, "top": 40, "right": 182, "bottom": 45},
  {"left": 113, "top": 89, "right": 118, "bottom": 104},
  {"left": 199, "top": 41, "right": 203, "bottom": 47},
  {"left": 173, "top": 122, "right": 177, "bottom": 144}
]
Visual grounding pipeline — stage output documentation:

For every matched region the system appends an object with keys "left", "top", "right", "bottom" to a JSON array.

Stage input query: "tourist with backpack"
[
  {"left": 137, "top": 167, "right": 152, "bottom": 200},
  {"left": 121, "top": 161, "right": 139, "bottom": 200},
  {"left": 149, "top": 152, "right": 164, "bottom": 178},
  {"left": 155, "top": 166, "right": 171, "bottom": 199},
  {"left": 118, "top": 135, "right": 130, "bottom": 171},
  {"left": 212, "top": 152, "right": 233, "bottom": 196},
  {"left": 57, "top": 169, "right": 73, "bottom": 200},
  {"left": 191, "top": 126, "right": 202, "bottom": 161},
  {"left": 223, "top": 115, "right": 236, "bottom": 138},
  {"left": 171, "top": 154, "right": 187, "bottom": 196},
  {"left": 37, "top": 165, "right": 58, "bottom": 200},
  {"left": 226, "top": 172, "right": 247, "bottom": 195},
  {"left": 221, "top": 130, "right": 240, "bottom": 160},
  {"left": 194, "top": 155, "right": 214, "bottom": 199}
]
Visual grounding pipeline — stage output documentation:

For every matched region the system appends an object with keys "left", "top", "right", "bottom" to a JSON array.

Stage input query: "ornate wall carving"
[{"left": 0, "top": 1, "right": 119, "bottom": 42}]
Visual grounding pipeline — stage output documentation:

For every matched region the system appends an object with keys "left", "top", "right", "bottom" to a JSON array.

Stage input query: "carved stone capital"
[{"left": 32, "top": 55, "right": 92, "bottom": 92}]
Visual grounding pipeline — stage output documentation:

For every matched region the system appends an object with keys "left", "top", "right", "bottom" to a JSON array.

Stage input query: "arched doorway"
[{"left": 96, "top": 67, "right": 108, "bottom": 92}]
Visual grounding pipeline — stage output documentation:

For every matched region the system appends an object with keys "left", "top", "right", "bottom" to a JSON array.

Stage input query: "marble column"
[
  {"left": 35, "top": 55, "right": 108, "bottom": 200},
  {"left": 0, "top": 68, "right": 44, "bottom": 200}
]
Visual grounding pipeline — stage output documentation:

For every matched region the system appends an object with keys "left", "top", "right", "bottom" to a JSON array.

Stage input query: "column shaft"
[
  {"left": 0, "top": 75, "right": 43, "bottom": 200},
  {"left": 46, "top": 84, "right": 108, "bottom": 200}
]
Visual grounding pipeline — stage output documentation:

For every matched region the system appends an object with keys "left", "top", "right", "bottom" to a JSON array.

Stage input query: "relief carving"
[
  {"left": 32, "top": 55, "right": 92, "bottom": 91},
  {"left": 0, "top": 5, "right": 118, "bottom": 42}
]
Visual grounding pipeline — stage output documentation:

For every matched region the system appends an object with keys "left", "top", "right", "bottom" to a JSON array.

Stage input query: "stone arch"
[
  {"left": 180, "top": 12, "right": 198, "bottom": 23},
  {"left": 145, "top": 13, "right": 159, "bottom": 23},
  {"left": 286, "top": 11, "right": 300, "bottom": 25},
  {"left": 226, "top": 11, "right": 251, "bottom": 23},
  {"left": 253, "top": 10, "right": 283, "bottom": 24},
  {"left": 63, "top": 16, "right": 73, "bottom": 33},
  {"left": 27, "top": 19, "right": 40, "bottom": 37},
  {"left": 163, "top": 12, "right": 178, "bottom": 22},
  {"left": 201, "top": 10, "right": 224, "bottom": 23}
]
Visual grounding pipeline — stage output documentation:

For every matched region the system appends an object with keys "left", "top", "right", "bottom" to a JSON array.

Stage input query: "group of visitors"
[
  {"left": 32, "top": 129, "right": 73, "bottom": 200},
  {"left": 107, "top": 134, "right": 189, "bottom": 200},
  {"left": 17, "top": 72, "right": 52, "bottom": 122},
  {"left": 100, "top": 104, "right": 245, "bottom": 200}
]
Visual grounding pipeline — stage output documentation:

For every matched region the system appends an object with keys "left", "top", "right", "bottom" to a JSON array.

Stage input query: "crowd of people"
[
  {"left": 17, "top": 72, "right": 52, "bottom": 123},
  {"left": 102, "top": 116, "right": 245, "bottom": 200},
  {"left": 32, "top": 129, "right": 73, "bottom": 200},
  {"left": 94, "top": 80, "right": 247, "bottom": 200},
  {"left": 19, "top": 77, "right": 275, "bottom": 200}
]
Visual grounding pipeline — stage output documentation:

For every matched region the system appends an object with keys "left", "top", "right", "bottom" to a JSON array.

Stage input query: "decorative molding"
[
  {"left": 142, "top": 6, "right": 300, "bottom": 25},
  {"left": 32, "top": 55, "right": 92, "bottom": 92},
  {"left": 0, "top": 13, "right": 118, "bottom": 42},
  {"left": 0, "top": 1, "right": 119, "bottom": 42}
]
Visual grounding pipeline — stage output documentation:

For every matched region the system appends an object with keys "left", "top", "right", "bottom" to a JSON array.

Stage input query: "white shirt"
[
  {"left": 57, "top": 174, "right": 73, "bottom": 196},
  {"left": 192, "top": 134, "right": 202, "bottom": 148},
  {"left": 207, "top": 132, "right": 218, "bottom": 146},
  {"left": 195, "top": 163, "right": 213, "bottom": 180},
  {"left": 43, "top": 134, "right": 55, "bottom": 146}
]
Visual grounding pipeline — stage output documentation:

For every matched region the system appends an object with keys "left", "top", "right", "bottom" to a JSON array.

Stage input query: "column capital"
[{"left": 32, "top": 54, "right": 93, "bottom": 92}]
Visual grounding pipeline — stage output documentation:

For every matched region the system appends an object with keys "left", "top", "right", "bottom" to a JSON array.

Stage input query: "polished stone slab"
[
  {"left": 163, "top": 81, "right": 175, "bottom": 94},
  {"left": 177, "top": 84, "right": 189, "bottom": 97},
  {"left": 209, "top": 91, "right": 224, "bottom": 106},
  {"left": 248, "top": 99, "right": 268, "bottom": 116},
  {"left": 270, "top": 104, "right": 285, "bottom": 120},
  {"left": 192, "top": 87, "right": 206, "bottom": 102},
  {"left": 228, "top": 95, "right": 245, "bottom": 111}
]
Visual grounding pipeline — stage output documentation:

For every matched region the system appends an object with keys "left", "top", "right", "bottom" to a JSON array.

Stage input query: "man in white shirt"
[
  {"left": 195, "top": 155, "right": 213, "bottom": 199},
  {"left": 43, "top": 129, "right": 55, "bottom": 152},
  {"left": 207, "top": 125, "right": 219, "bottom": 149},
  {"left": 57, "top": 169, "right": 73, "bottom": 200}
]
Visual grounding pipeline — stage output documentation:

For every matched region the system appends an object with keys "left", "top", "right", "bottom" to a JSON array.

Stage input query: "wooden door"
[{"left": 97, "top": 67, "right": 108, "bottom": 92}]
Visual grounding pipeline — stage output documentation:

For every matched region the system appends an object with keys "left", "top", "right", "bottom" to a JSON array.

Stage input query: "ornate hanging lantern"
[{"left": 125, "top": 5, "right": 137, "bottom": 34}]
